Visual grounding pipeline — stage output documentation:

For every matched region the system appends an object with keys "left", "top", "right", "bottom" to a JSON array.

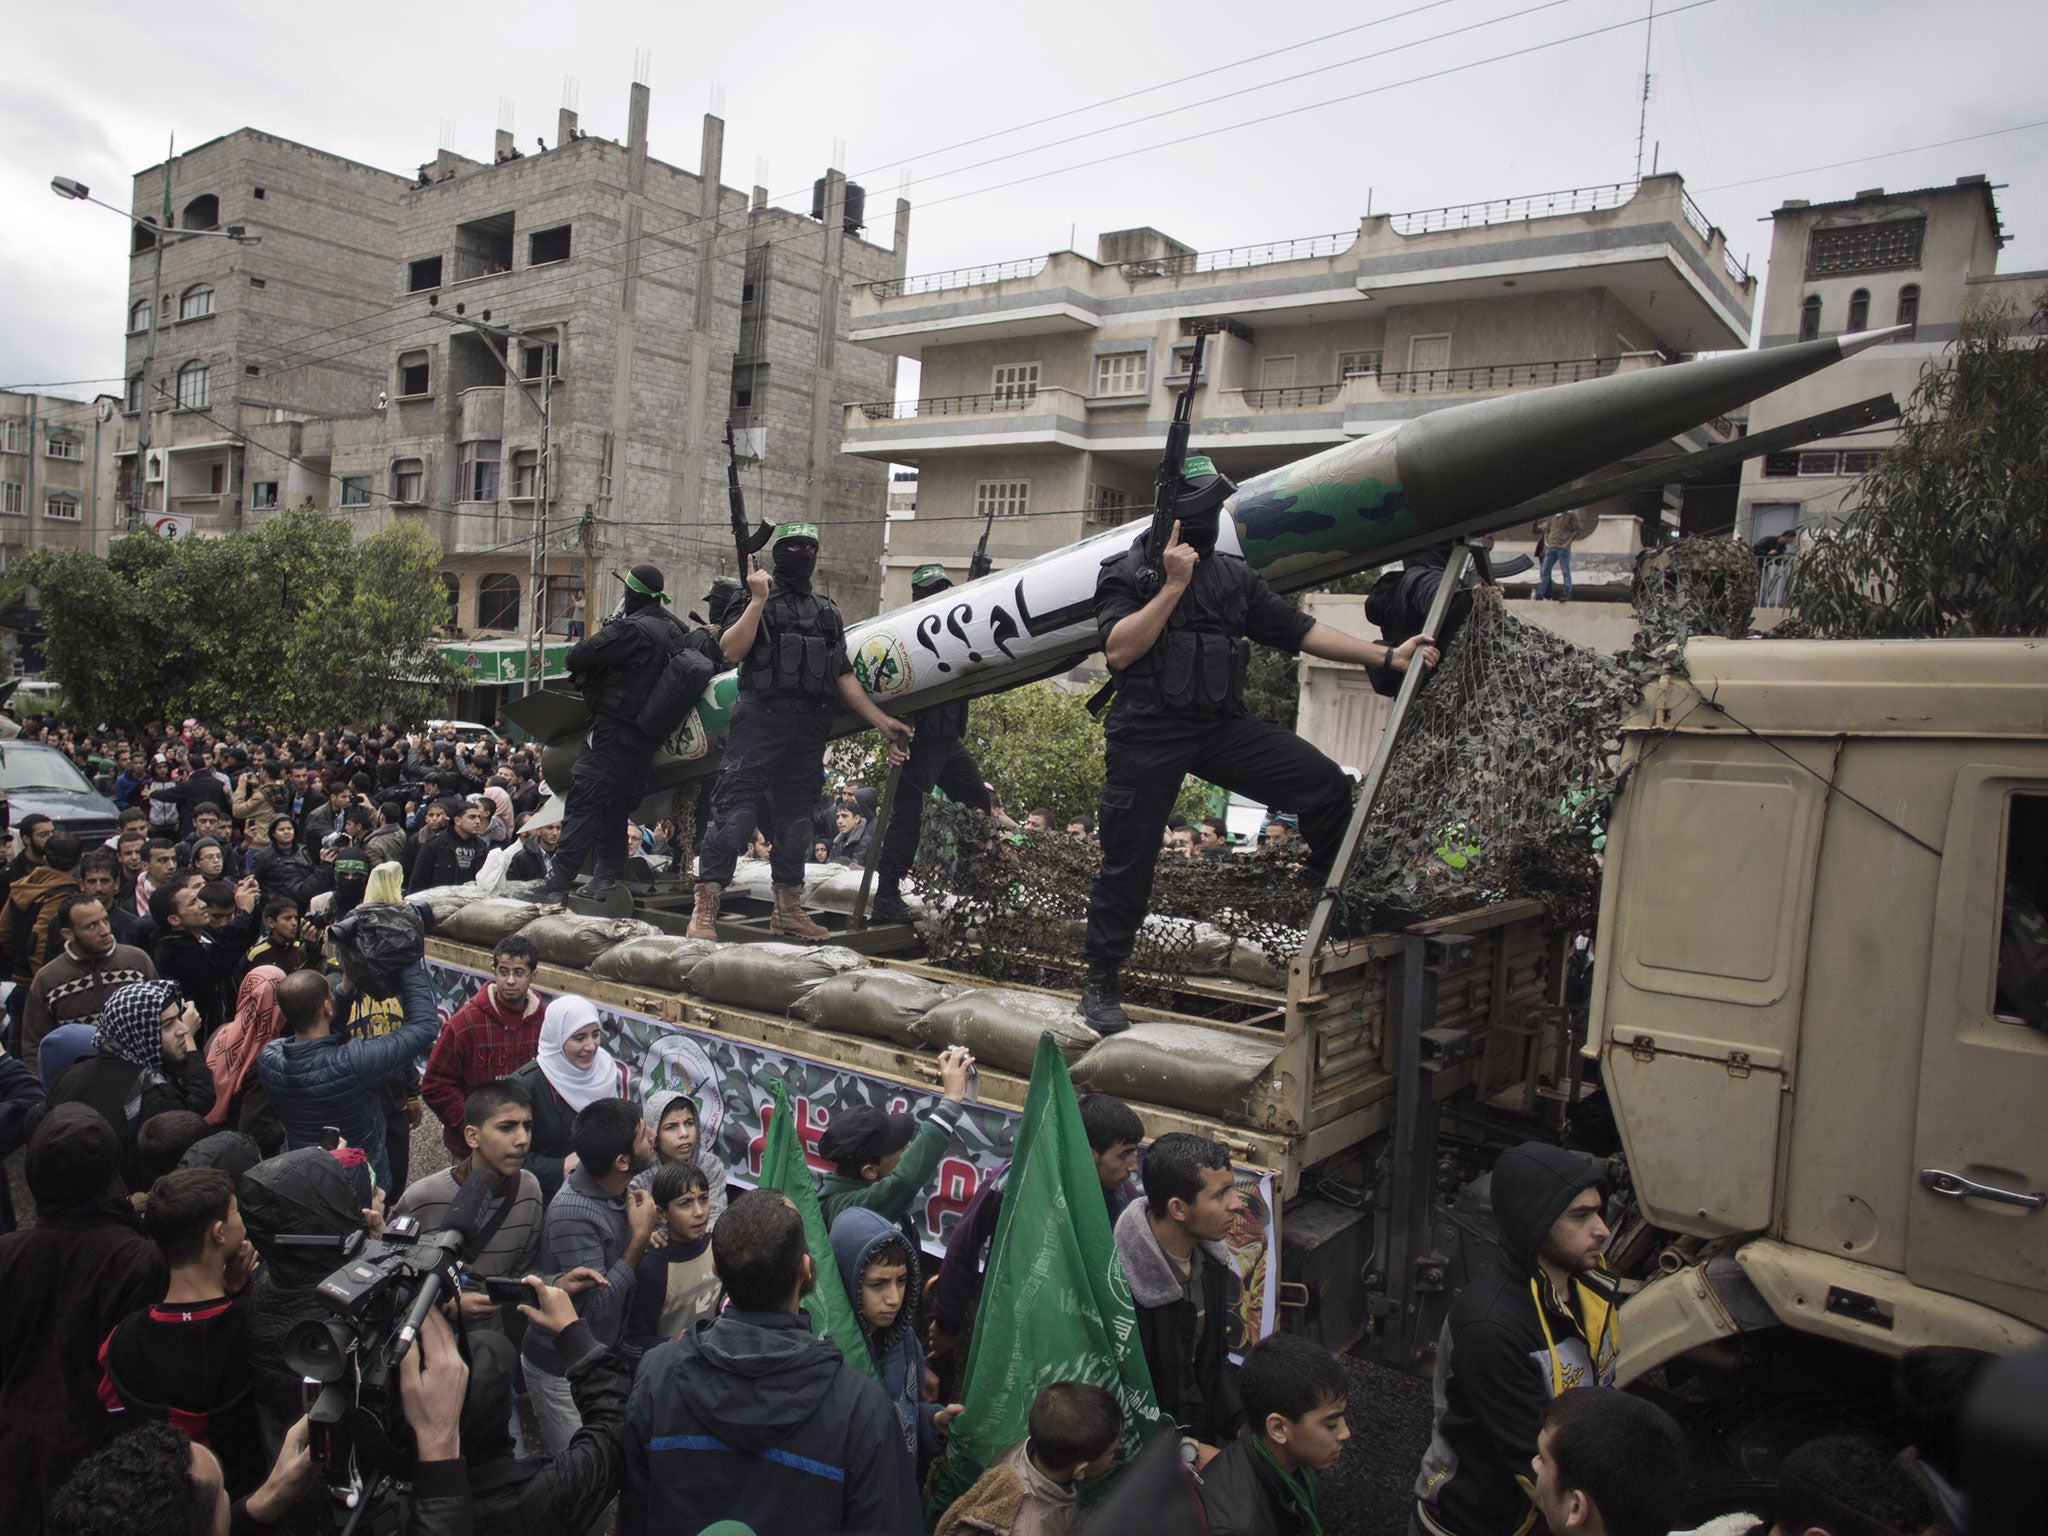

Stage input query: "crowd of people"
[{"left": 0, "top": 691, "right": 2005, "bottom": 1536}]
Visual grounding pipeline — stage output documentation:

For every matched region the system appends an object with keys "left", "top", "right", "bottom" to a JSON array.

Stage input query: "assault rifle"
[
  {"left": 968, "top": 487, "right": 997, "bottom": 581},
  {"left": 724, "top": 420, "right": 774, "bottom": 578},
  {"left": 1137, "top": 328, "right": 1208, "bottom": 595}
]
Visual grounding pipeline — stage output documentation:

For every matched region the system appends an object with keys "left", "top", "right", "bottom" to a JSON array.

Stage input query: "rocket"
[{"left": 508, "top": 327, "right": 1902, "bottom": 801}]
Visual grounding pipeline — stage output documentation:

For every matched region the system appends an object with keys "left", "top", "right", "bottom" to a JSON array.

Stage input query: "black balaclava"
[
  {"left": 1168, "top": 455, "right": 1237, "bottom": 559},
  {"left": 624, "top": 563, "right": 669, "bottom": 614},
  {"left": 774, "top": 541, "right": 818, "bottom": 592}
]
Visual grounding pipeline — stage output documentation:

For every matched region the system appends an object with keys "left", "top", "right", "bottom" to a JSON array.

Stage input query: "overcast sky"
[{"left": 4, "top": 0, "right": 2044, "bottom": 401}]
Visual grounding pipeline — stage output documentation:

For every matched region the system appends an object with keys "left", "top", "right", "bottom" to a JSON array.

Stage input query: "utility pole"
[
  {"left": 580, "top": 508, "right": 595, "bottom": 626},
  {"left": 433, "top": 310, "right": 553, "bottom": 695},
  {"left": 1633, "top": 1, "right": 1655, "bottom": 184}
]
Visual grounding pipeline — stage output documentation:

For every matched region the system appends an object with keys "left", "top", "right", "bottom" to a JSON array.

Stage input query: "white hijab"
[{"left": 537, "top": 995, "right": 626, "bottom": 1112}]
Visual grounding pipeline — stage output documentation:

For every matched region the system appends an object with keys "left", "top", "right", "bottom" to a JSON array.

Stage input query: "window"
[
  {"left": 543, "top": 574, "right": 583, "bottom": 633},
  {"left": 251, "top": 481, "right": 279, "bottom": 510},
  {"left": 1762, "top": 453, "right": 1801, "bottom": 478},
  {"left": 180, "top": 194, "right": 219, "bottom": 231},
  {"left": 508, "top": 449, "right": 538, "bottom": 499},
  {"left": 397, "top": 351, "right": 431, "bottom": 397},
  {"left": 1094, "top": 352, "right": 1148, "bottom": 397},
  {"left": 1338, "top": 348, "right": 1383, "bottom": 379},
  {"left": 179, "top": 285, "right": 215, "bottom": 321},
  {"left": 1846, "top": 289, "right": 1870, "bottom": 333},
  {"left": 125, "top": 375, "right": 144, "bottom": 413},
  {"left": 0, "top": 419, "right": 22, "bottom": 454},
  {"left": 1259, "top": 355, "right": 1297, "bottom": 389},
  {"left": 990, "top": 363, "right": 1040, "bottom": 404},
  {"left": 408, "top": 256, "right": 443, "bottom": 292},
  {"left": 339, "top": 475, "right": 372, "bottom": 507},
  {"left": 1797, "top": 452, "right": 1842, "bottom": 476},
  {"left": 1994, "top": 794, "right": 2048, "bottom": 1026},
  {"left": 1, "top": 483, "right": 22, "bottom": 516},
  {"left": 521, "top": 342, "right": 558, "bottom": 380},
  {"left": 1408, "top": 334, "right": 1452, "bottom": 373},
  {"left": 441, "top": 573, "right": 460, "bottom": 624},
  {"left": 45, "top": 434, "right": 83, "bottom": 461},
  {"left": 1805, "top": 218, "right": 1925, "bottom": 278},
  {"left": 43, "top": 494, "right": 79, "bottom": 521},
  {"left": 248, "top": 277, "right": 266, "bottom": 290},
  {"left": 458, "top": 440, "right": 501, "bottom": 502},
  {"left": 1896, "top": 284, "right": 1920, "bottom": 341},
  {"left": 975, "top": 480, "right": 1030, "bottom": 518},
  {"left": 392, "top": 459, "right": 424, "bottom": 504},
  {"left": 1799, "top": 296, "right": 1822, "bottom": 343},
  {"left": 175, "top": 361, "right": 209, "bottom": 410},
  {"left": 132, "top": 218, "right": 158, "bottom": 254},
  {"left": 1086, "top": 484, "right": 1129, "bottom": 524},
  {"left": 129, "top": 299, "right": 152, "bottom": 333},
  {"left": 453, "top": 212, "right": 515, "bottom": 282},
  {"left": 1839, "top": 449, "right": 1884, "bottom": 475},
  {"left": 477, "top": 573, "right": 521, "bottom": 631},
  {"left": 1168, "top": 343, "right": 1208, "bottom": 380},
  {"left": 529, "top": 225, "right": 571, "bottom": 265}
]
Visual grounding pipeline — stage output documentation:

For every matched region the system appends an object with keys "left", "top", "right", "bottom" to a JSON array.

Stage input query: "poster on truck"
[{"left": 425, "top": 956, "right": 1279, "bottom": 1348}]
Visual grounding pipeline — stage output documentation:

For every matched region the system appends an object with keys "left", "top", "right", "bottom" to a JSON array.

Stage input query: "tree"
[
  {"left": 5, "top": 506, "right": 459, "bottom": 727},
  {"left": 1785, "top": 290, "right": 2048, "bottom": 638}
]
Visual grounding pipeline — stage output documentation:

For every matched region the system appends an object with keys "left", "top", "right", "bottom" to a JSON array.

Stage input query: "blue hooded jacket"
[{"left": 829, "top": 1206, "right": 940, "bottom": 1455}]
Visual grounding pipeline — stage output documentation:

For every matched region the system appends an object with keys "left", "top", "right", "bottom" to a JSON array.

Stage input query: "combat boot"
[
  {"left": 770, "top": 884, "right": 831, "bottom": 941},
  {"left": 534, "top": 859, "right": 577, "bottom": 908},
  {"left": 1079, "top": 968, "right": 1130, "bottom": 1036},
  {"left": 868, "top": 876, "right": 915, "bottom": 925},
  {"left": 687, "top": 881, "right": 722, "bottom": 940}
]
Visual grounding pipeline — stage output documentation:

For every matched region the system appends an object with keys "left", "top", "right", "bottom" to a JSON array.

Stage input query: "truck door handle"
[{"left": 1919, "top": 1168, "right": 2047, "bottom": 1212}]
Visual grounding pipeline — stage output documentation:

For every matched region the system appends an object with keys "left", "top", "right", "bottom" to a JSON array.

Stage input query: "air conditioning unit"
[{"left": 145, "top": 450, "right": 166, "bottom": 482}]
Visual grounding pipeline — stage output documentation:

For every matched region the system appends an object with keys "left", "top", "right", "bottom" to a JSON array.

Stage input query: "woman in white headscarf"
[{"left": 509, "top": 994, "right": 630, "bottom": 1204}]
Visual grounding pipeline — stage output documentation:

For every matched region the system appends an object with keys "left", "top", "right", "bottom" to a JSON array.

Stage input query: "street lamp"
[{"left": 52, "top": 165, "right": 260, "bottom": 533}]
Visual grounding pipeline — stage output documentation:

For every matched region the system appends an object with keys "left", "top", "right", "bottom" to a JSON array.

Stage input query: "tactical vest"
[
  {"left": 740, "top": 585, "right": 841, "bottom": 707},
  {"left": 578, "top": 608, "right": 685, "bottom": 722},
  {"left": 1109, "top": 547, "right": 1252, "bottom": 717}
]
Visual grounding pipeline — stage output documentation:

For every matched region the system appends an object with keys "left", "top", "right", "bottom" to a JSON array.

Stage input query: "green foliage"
[
  {"left": 5, "top": 506, "right": 460, "bottom": 727},
  {"left": 1785, "top": 291, "right": 2048, "bottom": 638},
  {"left": 1242, "top": 568, "right": 1382, "bottom": 732}
]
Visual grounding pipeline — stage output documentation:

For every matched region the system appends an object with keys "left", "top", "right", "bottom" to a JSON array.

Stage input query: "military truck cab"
[{"left": 1596, "top": 638, "right": 2048, "bottom": 1385}]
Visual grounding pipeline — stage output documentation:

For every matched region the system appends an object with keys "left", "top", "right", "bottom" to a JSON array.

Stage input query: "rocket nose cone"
[
  {"left": 1837, "top": 323, "right": 1912, "bottom": 356},
  {"left": 1394, "top": 332, "right": 1885, "bottom": 526}
]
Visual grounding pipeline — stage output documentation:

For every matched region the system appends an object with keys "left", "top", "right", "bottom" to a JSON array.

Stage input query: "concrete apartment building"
[
  {"left": 1733, "top": 175, "right": 2044, "bottom": 552},
  {"left": 841, "top": 173, "right": 1756, "bottom": 608},
  {"left": 0, "top": 391, "right": 125, "bottom": 569},
  {"left": 118, "top": 82, "right": 908, "bottom": 685}
]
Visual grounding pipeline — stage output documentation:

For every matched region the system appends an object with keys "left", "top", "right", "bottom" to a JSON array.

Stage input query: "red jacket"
[{"left": 421, "top": 982, "right": 545, "bottom": 1154}]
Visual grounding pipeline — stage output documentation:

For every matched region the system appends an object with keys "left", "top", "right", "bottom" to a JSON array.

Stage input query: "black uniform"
[
  {"left": 875, "top": 694, "right": 992, "bottom": 885},
  {"left": 696, "top": 581, "right": 851, "bottom": 889},
  {"left": 1082, "top": 538, "right": 1351, "bottom": 973},
  {"left": 552, "top": 604, "right": 718, "bottom": 889}
]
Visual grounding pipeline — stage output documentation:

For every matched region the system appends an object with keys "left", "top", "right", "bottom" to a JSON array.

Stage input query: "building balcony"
[{"left": 849, "top": 174, "right": 1756, "bottom": 361}]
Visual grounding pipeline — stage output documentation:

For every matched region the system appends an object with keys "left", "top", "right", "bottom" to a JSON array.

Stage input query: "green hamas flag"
[
  {"left": 926, "top": 1032, "right": 1167, "bottom": 1520},
  {"left": 757, "top": 1076, "right": 875, "bottom": 1378}
]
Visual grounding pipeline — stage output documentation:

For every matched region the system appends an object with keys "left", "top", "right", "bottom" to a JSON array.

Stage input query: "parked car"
[{"left": 0, "top": 741, "right": 122, "bottom": 844}]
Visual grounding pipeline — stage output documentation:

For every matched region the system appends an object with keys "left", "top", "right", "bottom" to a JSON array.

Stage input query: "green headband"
[
  {"left": 910, "top": 563, "right": 949, "bottom": 588},
  {"left": 1182, "top": 454, "right": 1218, "bottom": 478},
  {"left": 774, "top": 521, "right": 821, "bottom": 545},
  {"left": 623, "top": 570, "right": 671, "bottom": 604}
]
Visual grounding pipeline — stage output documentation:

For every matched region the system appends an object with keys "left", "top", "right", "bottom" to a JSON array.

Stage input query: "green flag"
[
  {"left": 926, "top": 1032, "right": 1167, "bottom": 1520},
  {"left": 756, "top": 1075, "right": 875, "bottom": 1378}
]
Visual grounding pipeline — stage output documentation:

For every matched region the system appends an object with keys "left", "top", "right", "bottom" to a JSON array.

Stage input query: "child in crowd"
[
  {"left": 628, "top": 1090, "right": 729, "bottom": 1226},
  {"left": 1199, "top": 1333, "right": 1350, "bottom": 1536},
  {"left": 830, "top": 1207, "right": 961, "bottom": 1460},
  {"left": 818, "top": 1046, "right": 975, "bottom": 1244},
  {"left": 245, "top": 898, "right": 310, "bottom": 976},
  {"left": 623, "top": 1161, "right": 722, "bottom": 1358},
  {"left": 934, "top": 1380, "right": 1122, "bottom": 1536}
]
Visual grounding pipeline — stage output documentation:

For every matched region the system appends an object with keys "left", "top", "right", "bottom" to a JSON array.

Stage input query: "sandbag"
[
  {"left": 915, "top": 988, "right": 1099, "bottom": 1076},
  {"left": 1134, "top": 916, "right": 1235, "bottom": 976},
  {"left": 407, "top": 884, "right": 482, "bottom": 926},
  {"left": 1228, "top": 940, "right": 1294, "bottom": 989},
  {"left": 790, "top": 970, "right": 964, "bottom": 1047},
  {"left": 519, "top": 913, "right": 660, "bottom": 970},
  {"left": 725, "top": 857, "right": 778, "bottom": 904},
  {"left": 437, "top": 897, "right": 547, "bottom": 947},
  {"left": 685, "top": 942, "right": 866, "bottom": 1013},
  {"left": 328, "top": 902, "right": 425, "bottom": 999},
  {"left": 587, "top": 935, "right": 721, "bottom": 990},
  {"left": 802, "top": 864, "right": 925, "bottom": 917},
  {"left": 1071, "top": 1022, "right": 1283, "bottom": 1119}
]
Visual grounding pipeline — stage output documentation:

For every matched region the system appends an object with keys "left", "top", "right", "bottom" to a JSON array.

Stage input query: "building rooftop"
[{"left": 1773, "top": 174, "right": 2007, "bottom": 248}]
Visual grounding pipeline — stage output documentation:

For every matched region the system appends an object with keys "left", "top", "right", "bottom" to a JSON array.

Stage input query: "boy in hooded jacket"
[
  {"left": 1412, "top": 1141, "right": 1619, "bottom": 1536},
  {"left": 830, "top": 1206, "right": 962, "bottom": 1461}
]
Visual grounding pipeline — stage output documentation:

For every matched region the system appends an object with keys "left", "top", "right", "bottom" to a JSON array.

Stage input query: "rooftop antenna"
[
  {"left": 561, "top": 75, "right": 580, "bottom": 111},
  {"left": 1632, "top": 0, "right": 1655, "bottom": 183}
]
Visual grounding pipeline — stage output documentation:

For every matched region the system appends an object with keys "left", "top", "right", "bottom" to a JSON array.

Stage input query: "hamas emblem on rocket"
[
  {"left": 853, "top": 630, "right": 914, "bottom": 697},
  {"left": 667, "top": 708, "right": 711, "bottom": 761}
]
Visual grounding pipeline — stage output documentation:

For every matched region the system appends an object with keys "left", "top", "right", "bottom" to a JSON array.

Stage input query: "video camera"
[{"left": 280, "top": 1168, "right": 498, "bottom": 1515}]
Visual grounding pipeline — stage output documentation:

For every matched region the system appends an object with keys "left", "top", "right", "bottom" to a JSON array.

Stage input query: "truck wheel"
[{"left": 1671, "top": 1391, "right": 1900, "bottom": 1523}]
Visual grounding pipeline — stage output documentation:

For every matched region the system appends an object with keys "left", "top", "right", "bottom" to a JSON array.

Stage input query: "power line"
[
  {"left": 0, "top": 376, "right": 126, "bottom": 392},
  {"left": 1694, "top": 118, "right": 2048, "bottom": 193}
]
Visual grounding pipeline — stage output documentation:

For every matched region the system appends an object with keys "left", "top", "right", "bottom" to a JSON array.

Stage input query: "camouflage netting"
[{"left": 906, "top": 539, "right": 1761, "bottom": 1002}]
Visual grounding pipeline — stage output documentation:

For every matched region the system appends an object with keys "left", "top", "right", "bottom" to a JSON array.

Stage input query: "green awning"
[{"left": 434, "top": 638, "right": 572, "bottom": 685}]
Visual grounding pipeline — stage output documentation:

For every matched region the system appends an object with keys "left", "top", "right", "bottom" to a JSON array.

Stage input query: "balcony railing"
[
  {"left": 1119, "top": 231, "right": 1355, "bottom": 280},
  {"left": 1379, "top": 355, "right": 1623, "bottom": 395},
  {"left": 1387, "top": 181, "right": 1641, "bottom": 235},
  {"left": 858, "top": 390, "right": 1041, "bottom": 421},
  {"left": 1237, "top": 383, "right": 1345, "bottom": 409},
  {"left": 869, "top": 257, "right": 1049, "bottom": 301}
]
